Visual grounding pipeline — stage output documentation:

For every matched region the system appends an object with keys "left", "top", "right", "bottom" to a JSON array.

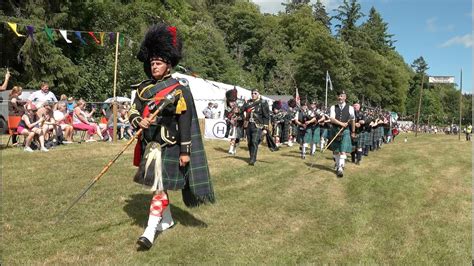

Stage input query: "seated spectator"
[
  {"left": 8, "top": 86, "right": 26, "bottom": 146},
  {"left": 72, "top": 99, "right": 103, "bottom": 142},
  {"left": 117, "top": 108, "right": 133, "bottom": 140},
  {"left": 53, "top": 102, "right": 74, "bottom": 143},
  {"left": 17, "top": 103, "right": 48, "bottom": 152},
  {"left": 67, "top": 97, "right": 75, "bottom": 114}
]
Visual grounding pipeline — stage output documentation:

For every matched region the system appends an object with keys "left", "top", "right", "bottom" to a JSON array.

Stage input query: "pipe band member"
[{"left": 130, "top": 23, "right": 215, "bottom": 250}]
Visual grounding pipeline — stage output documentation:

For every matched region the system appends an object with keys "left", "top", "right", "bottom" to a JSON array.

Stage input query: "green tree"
[
  {"left": 361, "top": 6, "right": 395, "bottom": 54},
  {"left": 312, "top": 0, "right": 331, "bottom": 30},
  {"left": 333, "top": 0, "right": 364, "bottom": 46}
]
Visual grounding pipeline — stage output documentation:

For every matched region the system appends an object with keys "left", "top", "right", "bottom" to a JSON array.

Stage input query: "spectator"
[
  {"left": 72, "top": 99, "right": 103, "bottom": 142},
  {"left": 8, "top": 86, "right": 26, "bottom": 146},
  {"left": 53, "top": 101, "right": 74, "bottom": 144},
  {"left": 67, "top": 97, "right": 75, "bottom": 114},
  {"left": 202, "top": 102, "right": 214, "bottom": 119},
  {"left": 1, "top": 69, "right": 11, "bottom": 91},
  {"left": 118, "top": 108, "right": 133, "bottom": 140},
  {"left": 17, "top": 103, "right": 49, "bottom": 152},
  {"left": 28, "top": 81, "right": 58, "bottom": 108},
  {"left": 59, "top": 94, "right": 67, "bottom": 102}
]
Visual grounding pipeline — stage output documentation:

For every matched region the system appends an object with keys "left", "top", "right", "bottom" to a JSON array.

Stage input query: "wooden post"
[
  {"left": 112, "top": 32, "right": 120, "bottom": 142},
  {"left": 458, "top": 68, "right": 462, "bottom": 140},
  {"left": 415, "top": 74, "right": 424, "bottom": 137}
]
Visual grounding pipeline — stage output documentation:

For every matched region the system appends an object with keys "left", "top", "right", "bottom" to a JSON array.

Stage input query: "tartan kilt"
[
  {"left": 329, "top": 127, "right": 352, "bottom": 153},
  {"left": 359, "top": 131, "right": 371, "bottom": 147},
  {"left": 373, "top": 128, "right": 380, "bottom": 141},
  {"left": 351, "top": 133, "right": 361, "bottom": 149},
  {"left": 304, "top": 126, "right": 320, "bottom": 144}
]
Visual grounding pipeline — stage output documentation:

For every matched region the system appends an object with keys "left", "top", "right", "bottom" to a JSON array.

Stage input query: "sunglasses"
[{"left": 252, "top": 92, "right": 258, "bottom": 95}]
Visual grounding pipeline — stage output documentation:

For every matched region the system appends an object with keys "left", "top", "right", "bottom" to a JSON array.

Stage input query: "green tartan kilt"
[
  {"left": 329, "top": 127, "right": 352, "bottom": 153},
  {"left": 359, "top": 131, "right": 370, "bottom": 147},
  {"left": 304, "top": 126, "right": 320, "bottom": 144},
  {"left": 372, "top": 128, "right": 380, "bottom": 142}
]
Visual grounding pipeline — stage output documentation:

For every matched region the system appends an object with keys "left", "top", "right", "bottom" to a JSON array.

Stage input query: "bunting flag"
[
  {"left": 26, "top": 25, "right": 35, "bottom": 41},
  {"left": 7, "top": 22, "right": 25, "bottom": 37},
  {"left": 44, "top": 25, "right": 55, "bottom": 43},
  {"left": 4, "top": 21, "right": 128, "bottom": 48},
  {"left": 119, "top": 33, "right": 124, "bottom": 46},
  {"left": 109, "top": 32, "right": 115, "bottom": 43},
  {"left": 99, "top": 32, "right": 105, "bottom": 46},
  {"left": 59, "top": 30, "right": 72, "bottom": 43},
  {"left": 75, "top": 31, "right": 87, "bottom": 45},
  {"left": 88, "top": 31, "right": 100, "bottom": 44}
]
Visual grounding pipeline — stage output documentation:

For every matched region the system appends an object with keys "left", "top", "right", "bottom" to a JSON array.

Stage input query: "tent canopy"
[{"left": 172, "top": 73, "right": 274, "bottom": 119}]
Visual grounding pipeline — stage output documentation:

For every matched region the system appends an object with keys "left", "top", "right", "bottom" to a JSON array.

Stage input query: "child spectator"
[{"left": 17, "top": 103, "right": 48, "bottom": 152}]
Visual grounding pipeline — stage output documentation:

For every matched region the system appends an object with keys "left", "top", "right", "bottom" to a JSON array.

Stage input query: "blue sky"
[{"left": 252, "top": 0, "right": 472, "bottom": 93}]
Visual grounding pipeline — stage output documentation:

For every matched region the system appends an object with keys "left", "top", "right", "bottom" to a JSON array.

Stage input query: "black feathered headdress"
[
  {"left": 225, "top": 87, "right": 238, "bottom": 102},
  {"left": 287, "top": 98, "right": 297, "bottom": 108},
  {"left": 272, "top": 100, "right": 282, "bottom": 110},
  {"left": 137, "top": 23, "right": 183, "bottom": 78}
]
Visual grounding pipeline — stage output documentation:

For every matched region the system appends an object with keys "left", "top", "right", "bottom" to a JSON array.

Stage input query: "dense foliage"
[{"left": 0, "top": 0, "right": 470, "bottom": 125}]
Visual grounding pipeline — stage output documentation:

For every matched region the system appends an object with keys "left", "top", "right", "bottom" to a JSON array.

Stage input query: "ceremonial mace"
[{"left": 56, "top": 93, "right": 176, "bottom": 222}]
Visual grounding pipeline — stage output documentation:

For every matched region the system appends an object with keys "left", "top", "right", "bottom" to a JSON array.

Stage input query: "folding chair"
[{"left": 6, "top": 116, "right": 23, "bottom": 147}]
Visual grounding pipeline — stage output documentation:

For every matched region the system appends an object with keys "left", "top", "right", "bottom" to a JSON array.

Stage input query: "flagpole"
[
  {"left": 112, "top": 32, "right": 120, "bottom": 142},
  {"left": 415, "top": 73, "right": 424, "bottom": 137},
  {"left": 325, "top": 71, "right": 328, "bottom": 109},
  {"left": 458, "top": 68, "right": 462, "bottom": 140}
]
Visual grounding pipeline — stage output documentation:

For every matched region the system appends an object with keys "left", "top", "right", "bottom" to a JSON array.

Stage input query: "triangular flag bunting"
[
  {"left": 99, "top": 32, "right": 105, "bottom": 46},
  {"left": 7, "top": 22, "right": 25, "bottom": 37},
  {"left": 119, "top": 34, "right": 124, "bottom": 46},
  {"left": 44, "top": 25, "right": 55, "bottom": 43},
  {"left": 88, "top": 32, "right": 100, "bottom": 44},
  {"left": 26, "top": 25, "right": 35, "bottom": 42},
  {"left": 59, "top": 30, "right": 72, "bottom": 43},
  {"left": 74, "top": 31, "right": 87, "bottom": 45},
  {"left": 109, "top": 32, "right": 115, "bottom": 43}
]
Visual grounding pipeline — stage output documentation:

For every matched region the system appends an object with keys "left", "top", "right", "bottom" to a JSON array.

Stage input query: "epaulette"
[
  {"left": 131, "top": 79, "right": 153, "bottom": 90},
  {"left": 177, "top": 78, "right": 189, "bottom": 87}
]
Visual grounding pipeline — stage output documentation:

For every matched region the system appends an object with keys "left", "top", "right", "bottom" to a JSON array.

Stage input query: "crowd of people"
[
  {"left": 222, "top": 87, "right": 400, "bottom": 177},
  {"left": 5, "top": 78, "right": 134, "bottom": 152}
]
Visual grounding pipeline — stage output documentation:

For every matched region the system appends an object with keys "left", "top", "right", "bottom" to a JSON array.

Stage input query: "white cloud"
[
  {"left": 441, "top": 34, "right": 473, "bottom": 48},
  {"left": 426, "top": 17, "right": 454, "bottom": 33}
]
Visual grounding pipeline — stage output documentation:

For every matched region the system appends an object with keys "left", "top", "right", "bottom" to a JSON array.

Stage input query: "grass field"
[{"left": 1, "top": 133, "right": 471, "bottom": 264}]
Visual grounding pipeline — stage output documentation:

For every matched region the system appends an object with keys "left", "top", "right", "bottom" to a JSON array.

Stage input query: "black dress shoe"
[
  {"left": 249, "top": 161, "right": 255, "bottom": 166},
  {"left": 137, "top": 237, "right": 153, "bottom": 249}
]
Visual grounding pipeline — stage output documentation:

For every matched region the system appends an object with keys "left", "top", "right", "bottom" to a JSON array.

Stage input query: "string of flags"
[{"left": 4, "top": 21, "right": 136, "bottom": 48}]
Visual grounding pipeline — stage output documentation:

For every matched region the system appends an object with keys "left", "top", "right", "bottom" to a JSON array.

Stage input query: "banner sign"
[
  {"left": 204, "top": 119, "right": 228, "bottom": 140},
  {"left": 428, "top": 76, "right": 455, "bottom": 84}
]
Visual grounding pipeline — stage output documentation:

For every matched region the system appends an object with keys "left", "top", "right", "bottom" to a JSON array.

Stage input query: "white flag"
[
  {"left": 59, "top": 30, "right": 72, "bottom": 43},
  {"left": 326, "top": 71, "right": 333, "bottom": 91}
]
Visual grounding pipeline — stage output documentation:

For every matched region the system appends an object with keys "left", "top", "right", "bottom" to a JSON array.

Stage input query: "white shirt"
[
  {"left": 28, "top": 90, "right": 58, "bottom": 108},
  {"left": 330, "top": 102, "right": 355, "bottom": 120}
]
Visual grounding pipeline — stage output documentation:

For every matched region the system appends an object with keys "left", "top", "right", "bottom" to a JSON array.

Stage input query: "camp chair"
[{"left": 6, "top": 115, "right": 23, "bottom": 147}]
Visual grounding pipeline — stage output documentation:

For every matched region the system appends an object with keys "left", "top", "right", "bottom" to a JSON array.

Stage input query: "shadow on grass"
[
  {"left": 123, "top": 193, "right": 207, "bottom": 228},
  {"left": 304, "top": 162, "right": 335, "bottom": 174}
]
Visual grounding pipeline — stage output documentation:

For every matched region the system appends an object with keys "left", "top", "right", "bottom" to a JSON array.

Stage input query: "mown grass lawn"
[{"left": 1, "top": 132, "right": 471, "bottom": 264}]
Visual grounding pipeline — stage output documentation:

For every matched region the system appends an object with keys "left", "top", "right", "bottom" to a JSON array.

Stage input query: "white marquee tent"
[{"left": 172, "top": 73, "right": 274, "bottom": 119}]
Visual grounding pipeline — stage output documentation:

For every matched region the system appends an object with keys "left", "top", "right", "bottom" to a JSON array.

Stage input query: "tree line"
[{"left": 0, "top": 0, "right": 470, "bottom": 125}]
